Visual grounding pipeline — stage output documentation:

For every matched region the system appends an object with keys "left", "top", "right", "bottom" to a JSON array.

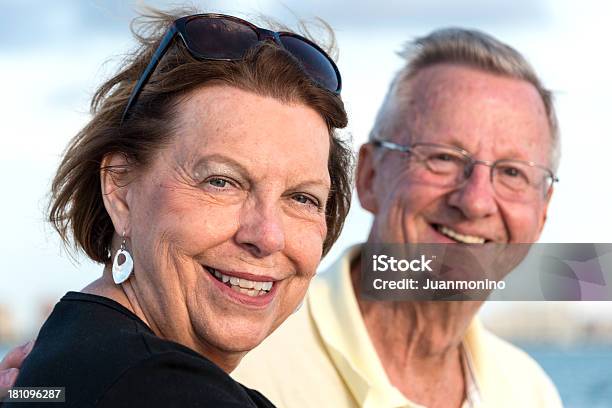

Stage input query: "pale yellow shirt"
[{"left": 233, "top": 245, "right": 562, "bottom": 408}]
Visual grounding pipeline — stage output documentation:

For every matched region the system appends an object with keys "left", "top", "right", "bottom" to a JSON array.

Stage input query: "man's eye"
[
  {"left": 502, "top": 167, "right": 521, "bottom": 177},
  {"left": 496, "top": 164, "right": 531, "bottom": 188},
  {"left": 433, "top": 153, "right": 453, "bottom": 161}
]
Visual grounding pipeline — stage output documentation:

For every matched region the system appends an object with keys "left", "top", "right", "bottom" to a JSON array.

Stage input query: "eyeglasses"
[
  {"left": 372, "top": 139, "right": 559, "bottom": 202},
  {"left": 121, "top": 13, "right": 342, "bottom": 124}
]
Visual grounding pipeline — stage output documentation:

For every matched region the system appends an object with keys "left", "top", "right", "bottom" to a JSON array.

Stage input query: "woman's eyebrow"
[
  {"left": 291, "top": 179, "right": 331, "bottom": 191},
  {"left": 192, "top": 154, "right": 250, "bottom": 176},
  {"left": 193, "top": 154, "right": 330, "bottom": 190}
]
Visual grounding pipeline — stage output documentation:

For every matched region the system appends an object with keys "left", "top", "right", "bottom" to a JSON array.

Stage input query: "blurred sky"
[{"left": 1, "top": 0, "right": 611, "bottom": 336}]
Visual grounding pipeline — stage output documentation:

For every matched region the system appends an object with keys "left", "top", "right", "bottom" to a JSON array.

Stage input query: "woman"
[{"left": 0, "top": 7, "right": 351, "bottom": 407}]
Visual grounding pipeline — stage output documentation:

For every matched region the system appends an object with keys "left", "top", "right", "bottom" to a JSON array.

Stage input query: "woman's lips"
[{"left": 203, "top": 265, "right": 279, "bottom": 308}]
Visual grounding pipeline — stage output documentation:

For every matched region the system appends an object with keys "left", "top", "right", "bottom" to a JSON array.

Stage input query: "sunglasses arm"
[{"left": 120, "top": 25, "right": 179, "bottom": 124}]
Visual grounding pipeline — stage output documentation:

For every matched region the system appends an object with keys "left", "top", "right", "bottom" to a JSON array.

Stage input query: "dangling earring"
[{"left": 112, "top": 231, "right": 134, "bottom": 284}]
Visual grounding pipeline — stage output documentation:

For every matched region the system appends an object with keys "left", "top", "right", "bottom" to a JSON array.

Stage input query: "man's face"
[{"left": 358, "top": 64, "right": 553, "bottom": 245}]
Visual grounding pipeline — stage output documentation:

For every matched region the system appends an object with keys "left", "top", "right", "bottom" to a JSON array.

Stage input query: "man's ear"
[
  {"left": 355, "top": 143, "right": 380, "bottom": 214},
  {"left": 100, "top": 153, "right": 133, "bottom": 236},
  {"left": 537, "top": 186, "right": 554, "bottom": 236}
]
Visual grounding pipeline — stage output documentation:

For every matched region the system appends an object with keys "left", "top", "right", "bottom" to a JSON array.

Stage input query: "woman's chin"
[
  {"left": 195, "top": 315, "right": 276, "bottom": 355},
  {"left": 222, "top": 332, "right": 268, "bottom": 353}
]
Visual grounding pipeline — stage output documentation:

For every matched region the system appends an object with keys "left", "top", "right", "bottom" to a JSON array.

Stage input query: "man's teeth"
[
  {"left": 437, "top": 225, "right": 486, "bottom": 244},
  {"left": 208, "top": 268, "right": 273, "bottom": 296}
]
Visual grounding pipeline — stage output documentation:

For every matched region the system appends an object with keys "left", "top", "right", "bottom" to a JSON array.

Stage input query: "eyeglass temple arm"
[
  {"left": 120, "top": 25, "right": 179, "bottom": 125},
  {"left": 372, "top": 139, "right": 411, "bottom": 153}
]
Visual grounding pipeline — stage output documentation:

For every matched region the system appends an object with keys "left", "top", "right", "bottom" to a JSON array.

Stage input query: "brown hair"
[{"left": 48, "top": 8, "right": 352, "bottom": 263}]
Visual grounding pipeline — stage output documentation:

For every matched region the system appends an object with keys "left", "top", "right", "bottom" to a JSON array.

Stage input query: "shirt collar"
[
  {"left": 308, "top": 244, "right": 413, "bottom": 407},
  {"left": 308, "top": 244, "right": 482, "bottom": 408},
  {"left": 462, "top": 343, "right": 482, "bottom": 407}
]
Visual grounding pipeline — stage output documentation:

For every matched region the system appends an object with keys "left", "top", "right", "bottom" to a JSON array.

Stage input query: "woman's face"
[{"left": 119, "top": 85, "right": 330, "bottom": 362}]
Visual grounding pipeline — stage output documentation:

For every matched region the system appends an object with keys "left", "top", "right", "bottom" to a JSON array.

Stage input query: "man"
[
  {"left": 232, "top": 28, "right": 561, "bottom": 407},
  {"left": 0, "top": 28, "right": 562, "bottom": 407}
]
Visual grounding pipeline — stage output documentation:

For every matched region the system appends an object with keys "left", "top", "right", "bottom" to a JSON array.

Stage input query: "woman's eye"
[
  {"left": 292, "top": 193, "right": 320, "bottom": 208},
  {"left": 206, "top": 178, "right": 230, "bottom": 188}
]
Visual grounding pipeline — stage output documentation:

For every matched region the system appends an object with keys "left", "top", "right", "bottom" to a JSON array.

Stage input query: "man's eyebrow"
[
  {"left": 442, "top": 137, "right": 531, "bottom": 161},
  {"left": 440, "top": 136, "right": 471, "bottom": 152},
  {"left": 497, "top": 149, "right": 532, "bottom": 161}
]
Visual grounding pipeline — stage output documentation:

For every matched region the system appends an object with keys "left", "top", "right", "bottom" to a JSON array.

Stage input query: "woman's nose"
[{"left": 235, "top": 200, "right": 285, "bottom": 258}]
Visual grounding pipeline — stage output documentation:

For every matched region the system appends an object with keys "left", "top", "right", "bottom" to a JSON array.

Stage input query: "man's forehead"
[
  {"left": 405, "top": 63, "right": 545, "bottom": 114},
  {"left": 392, "top": 63, "right": 551, "bottom": 162}
]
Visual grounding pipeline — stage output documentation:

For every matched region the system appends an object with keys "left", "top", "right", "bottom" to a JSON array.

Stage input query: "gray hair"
[{"left": 370, "top": 28, "right": 560, "bottom": 172}]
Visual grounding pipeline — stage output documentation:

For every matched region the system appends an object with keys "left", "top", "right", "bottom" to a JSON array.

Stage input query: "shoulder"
[
  {"left": 17, "top": 293, "right": 168, "bottom": 375},
  {"left": 15, "top": 293, "right": 271, "bottom": 407},
  {"left": 471, "top": 325, "right": 562, "bottom": 407},
  {"left": 15, "top": 295, "right": 158, "bottom": 402},
  {"left": 233, "top": 305, "right": 348, "bottom": 408},
  {"left": 233, "top": 304, "right": 323, "bottom": 379},
  {"left": 96, "top": 351, "right": 274, "bottom": 407},
  {"left": 479, "top": 328, "right": 552, "bottom": 380}
]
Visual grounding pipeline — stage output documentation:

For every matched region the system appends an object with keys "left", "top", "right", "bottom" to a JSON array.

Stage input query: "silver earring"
[{"left": 112, "top": 232, "right": 134, "bottom": 284}]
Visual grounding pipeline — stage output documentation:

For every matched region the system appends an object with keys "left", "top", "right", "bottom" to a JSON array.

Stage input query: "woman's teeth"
[
  {"left": 207, "top": 267, "right": 273, "bottom": 297},
  {"left": 436, "top": 225, "right": 486, "bottom": 244}
]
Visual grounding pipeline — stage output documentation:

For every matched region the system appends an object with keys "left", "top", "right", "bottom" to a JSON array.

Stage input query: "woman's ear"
[
  {"left": 100, "top": 153, "right": 134, "bottom": 236},
  {"left": 355, "top": 143, "right": 380, "bottom": 214}
]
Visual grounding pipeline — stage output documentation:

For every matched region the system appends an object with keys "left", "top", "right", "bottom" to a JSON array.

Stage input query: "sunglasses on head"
[{"left": 121, "top": 13, "right": 342, "bottom": 124}]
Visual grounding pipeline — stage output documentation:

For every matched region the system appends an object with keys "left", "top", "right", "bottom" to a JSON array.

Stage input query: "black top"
[{"left": 4, "top": 292, "right": 275, "bottom": 408}]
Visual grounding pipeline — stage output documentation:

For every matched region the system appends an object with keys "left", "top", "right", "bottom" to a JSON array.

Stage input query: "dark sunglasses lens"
[
  {"left": 279, "top": 35, "right": 340, "bottom": 92},
  {"left": 185, "top": 17, "right": 259, "bottom": 59}
]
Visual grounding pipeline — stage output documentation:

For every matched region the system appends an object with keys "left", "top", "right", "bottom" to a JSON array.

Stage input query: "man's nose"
[
  {"left": 235, "top": 199, "right": 285, "bottom": 258},
  {"left": 447, "top": 164, "right": 498, "bottom": 219}
]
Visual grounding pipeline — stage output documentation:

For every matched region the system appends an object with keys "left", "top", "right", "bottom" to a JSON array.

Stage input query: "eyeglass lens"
[
  {"left": 184, "top": 17, "right": 339, "bottom": 93},
  {"left": 411, "top": 146, "right": 550, "bottom": 201},
  {"left": 185, "top": 17, "right": 259, "bottom": 59},
  {"left": 278, "top": 35, "right": 339, "bottom": 92}
]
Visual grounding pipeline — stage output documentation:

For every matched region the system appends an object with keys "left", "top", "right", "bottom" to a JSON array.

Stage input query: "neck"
[
  {"left": 351, "top": 255, "right": 482, "bottom": 406},
  {"left": 82, "top": 267, "right": 244, "bottom": 373}
]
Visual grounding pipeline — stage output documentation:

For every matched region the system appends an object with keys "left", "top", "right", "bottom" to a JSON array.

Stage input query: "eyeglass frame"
[
  {"left": 121, "top": 13, "right": 342, "bottom": 124},
  {"left": 371, "top": 138, "right": 559, "bottom": 195}
]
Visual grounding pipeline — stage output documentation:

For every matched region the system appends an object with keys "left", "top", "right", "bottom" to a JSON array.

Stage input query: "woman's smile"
[{"left": 203, "top": 264, "right": 280, "bottom": 308}]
